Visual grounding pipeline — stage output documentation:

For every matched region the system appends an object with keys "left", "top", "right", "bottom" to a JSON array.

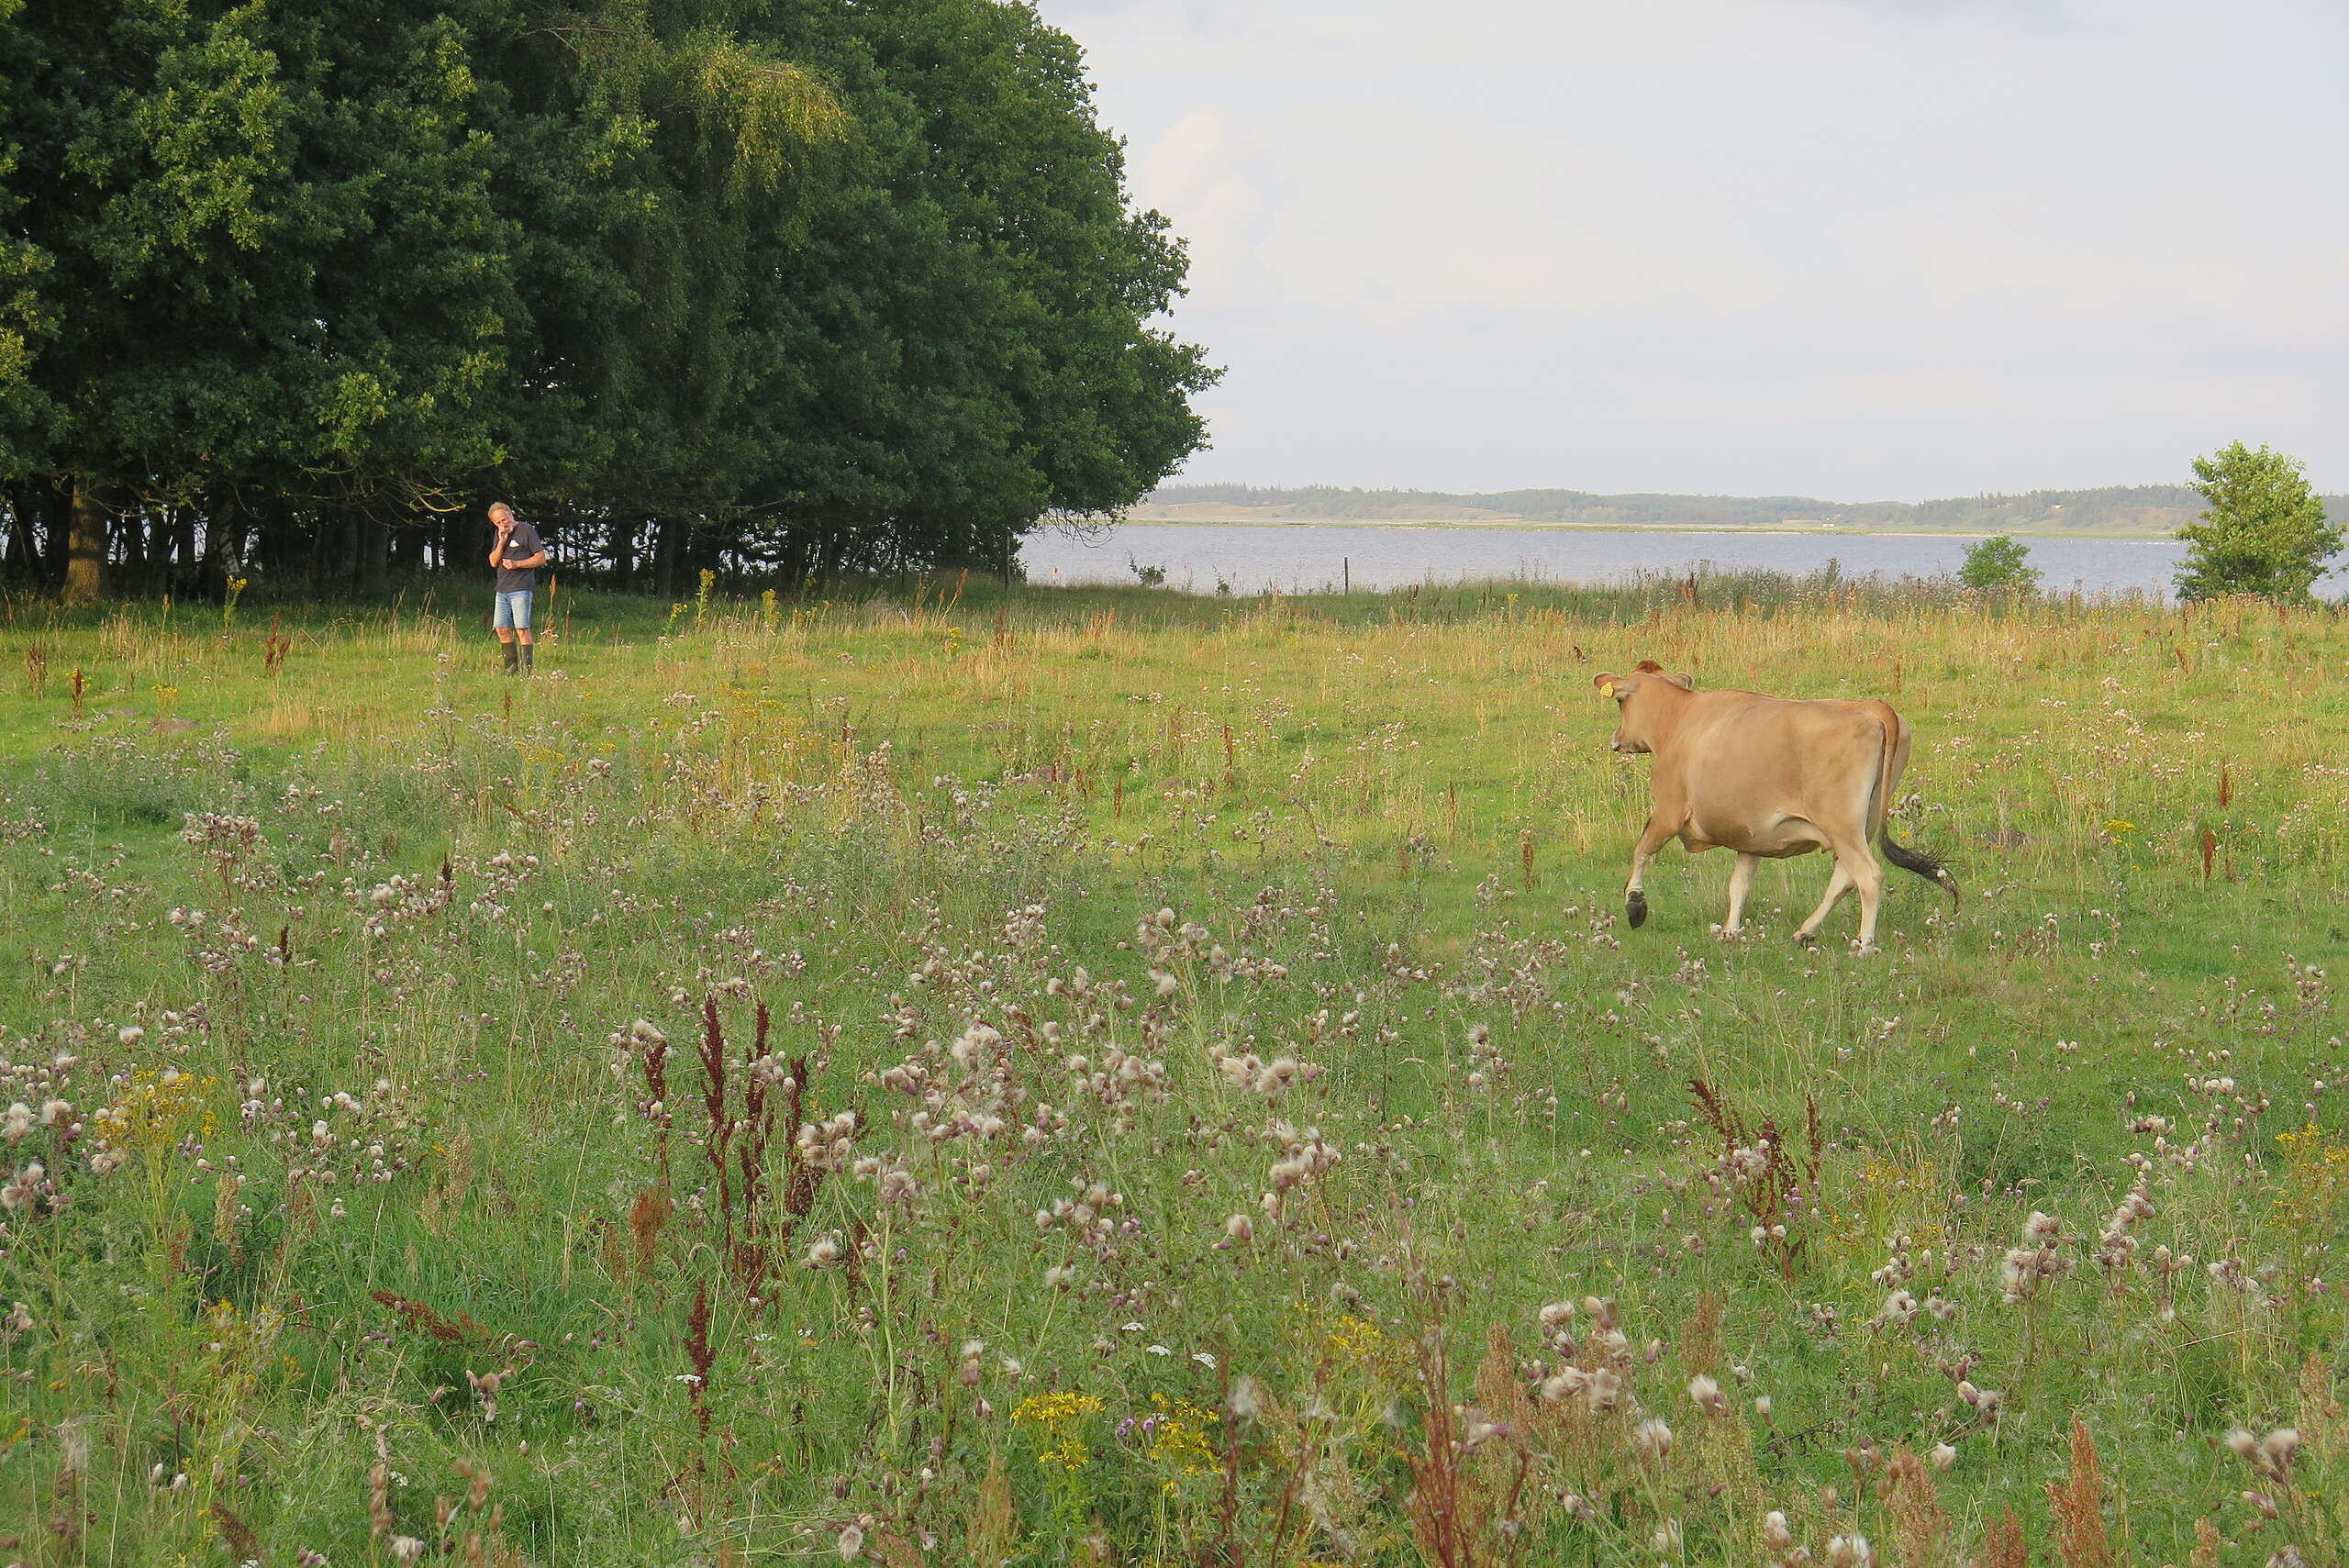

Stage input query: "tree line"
[
  {"left": 1146, "top": 480, "right": 2349, "bottom": 541},
  {"left": 0, "top": 0, "right": 1215, "bottom": 603}
]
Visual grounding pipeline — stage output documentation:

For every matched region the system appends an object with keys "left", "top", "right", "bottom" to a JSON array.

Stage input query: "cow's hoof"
[
  {"left": 1793, "top": 929, "right": 1817, "bottom": 948},
  {"left": 1626, "top": 893, "right": 1648, "bottom": 929}
]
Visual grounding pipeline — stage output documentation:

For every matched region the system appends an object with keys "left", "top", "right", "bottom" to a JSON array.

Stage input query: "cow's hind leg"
[
  {"left": 1796, "top": 840, "right": 1886, "bottom": 951},
  {"left": 1846, "top": 844, "right": 1887, "bottom": 951},
  {"left": 1623, "top": 814, "right": 1677, "bottom": 929},
  {"left": 1793, "top": 861, "right": 1853, "bottom": 947},
  {"left": 1722, "top": 852, "right": 1760, "bottom": 935}
]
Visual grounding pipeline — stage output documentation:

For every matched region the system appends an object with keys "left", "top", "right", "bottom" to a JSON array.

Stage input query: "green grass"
[{"left": 1, "top": 579, "right": 2344, "bottom": 1565}]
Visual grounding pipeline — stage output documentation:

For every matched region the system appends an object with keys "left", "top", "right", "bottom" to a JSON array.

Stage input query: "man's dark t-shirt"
[{"left": 495, "top": 519, "right": 545, "bottom": 593}]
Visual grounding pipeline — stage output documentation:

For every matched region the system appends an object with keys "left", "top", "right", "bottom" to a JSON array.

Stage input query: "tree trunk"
[
  {"left": 119, "top": 506, "right": 147, "bottom": 590},
  {"left": 813, "top": 524, "right": 842, "bottom": 590},
  {"left": 268, "top": 507, "right": 301, "bottom": 583},
  {"left": 389, "top": 513, "right": 427, "bottom": 578},
  {"left": 62, "top": 476, "right": 106, "bottom": 605},
  {"left": 614, "top": 517, "right": 636, "bottom": 591},
  {"left": 312, "top": 510, "right": 354, "bottom": 595},
  {"left": 776, "top": 524, "right": 809, "bottom": 592},
  {"left": 227, "top": 507, "right": 252, "bottom": 581},
  {"left": 653, "top": 516, "right": 683, "bottom": 599},
  {"left": 171, "top": 507, "right": 197, "bottom": 580},
  {"left": 356, "top": 514, "right": 389, "bottom": 597},
  {"left": 0, "top": 487, "right": 25, "bottom": 579},
  {"left": 195, "top": 502, "right": 231, "bottom": 600}
]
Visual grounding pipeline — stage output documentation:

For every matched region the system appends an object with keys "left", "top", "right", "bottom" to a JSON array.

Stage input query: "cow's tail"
[{"left": 1871, "top": 712, "right": 1960, "bottom": 907}]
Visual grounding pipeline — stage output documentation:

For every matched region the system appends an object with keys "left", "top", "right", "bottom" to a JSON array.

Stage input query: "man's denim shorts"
[{"left": 493, "top": 589, "right": 533, "bottom": 630}]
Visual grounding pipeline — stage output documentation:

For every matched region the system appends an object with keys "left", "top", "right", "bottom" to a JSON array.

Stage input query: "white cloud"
[{"left": 1131, "top": 112, "right": 1285, "bottom": 306}]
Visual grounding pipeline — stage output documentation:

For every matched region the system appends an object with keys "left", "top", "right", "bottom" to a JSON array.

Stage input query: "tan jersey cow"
[{"left": 1593, "top": 661, "right": 1957, "bottom": 950}]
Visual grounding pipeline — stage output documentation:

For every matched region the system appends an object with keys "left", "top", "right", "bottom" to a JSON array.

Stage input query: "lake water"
[{"left": 1019, "top": 522, "right": 2199, "bottom": 600}]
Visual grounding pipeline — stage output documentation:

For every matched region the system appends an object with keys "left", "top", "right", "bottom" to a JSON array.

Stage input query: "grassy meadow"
[{"left": 1, "top": 573, "right": 2344, "bottom": 1566}]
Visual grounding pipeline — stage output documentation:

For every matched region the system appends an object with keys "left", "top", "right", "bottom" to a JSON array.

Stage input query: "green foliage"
[
  {"left": 0, "top": 76, "right": 60, "bottom": 479},
  {"left": 2176, "top": 440, "right": 2343, "bottom": 602},
  {"left": 703, "top": 0, "right": 1216, "bottom": 583},
  {"left": 1956, "top": 533, "right": 2040, "bottom": 593},
  {"left": 0, "top": 2, "right": 537, "bottom": 514},
  {"left": 0, "top": 0, "right": 1211, "bottom": 596}
]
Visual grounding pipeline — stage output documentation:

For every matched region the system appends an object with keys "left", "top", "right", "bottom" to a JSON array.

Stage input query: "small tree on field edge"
[
  {"left": 2175, "top": 441, "right": 2342, "bottom": 602},
  {"left": 1957, "top": 535, "right": 2040, "bottom": 595}
]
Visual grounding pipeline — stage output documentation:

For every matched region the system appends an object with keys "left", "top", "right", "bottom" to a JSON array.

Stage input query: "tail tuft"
[{"left": 1883, "top": 833, "right": 1960, "bottom": 907}]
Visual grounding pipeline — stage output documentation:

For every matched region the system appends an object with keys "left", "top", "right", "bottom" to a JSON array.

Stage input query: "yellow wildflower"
[
  {"left": 91, "top": 1069, "right": 217, "bottom": 1159},
  {"left": 2274, "top": 1123, "right": 2349, "bottom": 1229},
  {"left": 1011, "top": 1391, "right": 1104, "bottom": 1426},
  {"left": 1145, "top": 1393, "right": 1220, "bottom": 1476}
]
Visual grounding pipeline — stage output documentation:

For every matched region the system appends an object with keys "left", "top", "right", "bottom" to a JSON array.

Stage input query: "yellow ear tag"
[{"left": 1599, "top": 682, "right": 1616, "bottom": 698}]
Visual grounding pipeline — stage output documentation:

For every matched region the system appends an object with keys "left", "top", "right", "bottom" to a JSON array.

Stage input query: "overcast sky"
[{"left": 1041, "top": 0, "right": 2349, "bottom": 500}]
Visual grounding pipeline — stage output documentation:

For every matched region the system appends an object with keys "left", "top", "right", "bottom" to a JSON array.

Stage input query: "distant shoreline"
[
  {"left": 1130, "top": 480, "right": 2270, "bottom": 540},
  {"left": 1097, "top": 513, "right": 2177, "bottom": 542}
]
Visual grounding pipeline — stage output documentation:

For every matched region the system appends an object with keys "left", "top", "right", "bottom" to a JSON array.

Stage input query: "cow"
[{"left": 1592, "top": 661, "right": 1957, "bottom": 950}]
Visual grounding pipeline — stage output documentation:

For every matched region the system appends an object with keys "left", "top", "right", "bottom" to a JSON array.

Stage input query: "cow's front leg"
[
  {"left": 1623, "top": 814, "right": 1677, "bottom": 929},
  {"left": 1722, "top": 852, "right": 1760, "bottom": 935},
  {"left": 1793, "top": 861, "right": 1854, "bottom": 946}
]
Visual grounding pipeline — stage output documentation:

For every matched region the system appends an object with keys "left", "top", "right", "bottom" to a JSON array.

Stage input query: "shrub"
[
  {"left": 2175, "top": 440, "right": 2343, "bottom": 602},
  {"left": 1957, "top": 535, "right": 2041, "bottom": 594}
]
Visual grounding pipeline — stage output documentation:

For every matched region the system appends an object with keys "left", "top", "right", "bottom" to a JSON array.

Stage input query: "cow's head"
[{"left": 1592, "top": 660, "right": 1694, "bottom": 753}]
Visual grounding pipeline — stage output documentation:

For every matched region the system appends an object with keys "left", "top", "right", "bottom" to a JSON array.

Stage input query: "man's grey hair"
[{"left": 488, "top": 500, "right": 515, "bottom": 517}]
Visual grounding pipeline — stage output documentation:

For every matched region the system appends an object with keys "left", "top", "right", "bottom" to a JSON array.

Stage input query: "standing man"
[{"left": 486, "top": 501, "right": 548, "bottom": 674}]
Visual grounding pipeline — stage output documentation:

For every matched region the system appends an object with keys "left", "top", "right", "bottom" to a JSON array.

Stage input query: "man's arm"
[
  {"left": 500, "top": 525, "right": 547, "bottom": 572},
  {"left": 488, "top": 530, "right": 508, "bottom": 569}
]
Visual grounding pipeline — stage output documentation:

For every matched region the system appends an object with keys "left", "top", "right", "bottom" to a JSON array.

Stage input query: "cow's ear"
[
  {"left": 1593, "top": 672, "right": 1625, "bottom": 698},
  {"left": 1660, "top": 672, "right": 1695, "bottom": 692}
]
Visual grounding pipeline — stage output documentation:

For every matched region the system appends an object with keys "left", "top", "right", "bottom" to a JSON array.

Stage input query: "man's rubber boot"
[
  {"left": 500, "top": 641, "right": 518, "bottom": 675},
  {"left": 521, "top": 643, "right": 534, "bottom": 674}
]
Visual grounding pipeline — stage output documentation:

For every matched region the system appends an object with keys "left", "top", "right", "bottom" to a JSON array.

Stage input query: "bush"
[
  {"left": 1957, "top": 535, "right": 2041, "bottom": 594},
  {"left": 2175, "top": 440, "right": 2343, "bottom": 602}
]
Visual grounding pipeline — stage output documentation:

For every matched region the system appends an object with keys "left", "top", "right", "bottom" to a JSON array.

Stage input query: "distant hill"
[{"left": 1132, "top": 483, "right": 2349, "bottom": 538}]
